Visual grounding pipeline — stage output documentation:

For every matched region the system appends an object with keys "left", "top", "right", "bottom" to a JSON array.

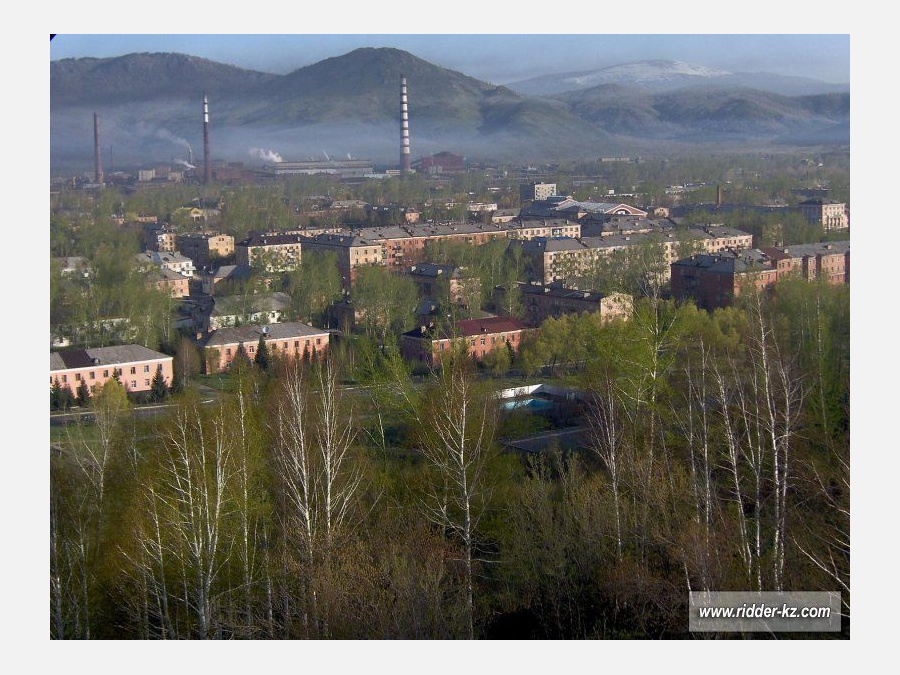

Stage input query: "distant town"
[{"left": 50, "top": 90, "right": 850, "bottom": 639}]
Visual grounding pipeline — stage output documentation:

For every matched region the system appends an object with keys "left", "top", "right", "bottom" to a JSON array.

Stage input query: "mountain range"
[{"left": 50, "top": 48, "right": 850, "bottom": 170}]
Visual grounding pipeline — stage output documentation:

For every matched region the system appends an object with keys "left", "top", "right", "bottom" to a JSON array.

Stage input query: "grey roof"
[
  {"left": 799, "top": 198, "right": 843, "bottom": 206},
  {"left": 211, "top": 292, "right": 292, "bottom": 316},
  {"left": 51, "top": 344, "right": 171, "bottom": 372},
  {"left": 137, "top": 250, "right": 193, "bottom": 265},
  {"left": 208, "top": 264, "right": 252, "bottom": 281},
  {"left": 238, "top": 233, "right": 311, "bottom": 247},
  {"left": 201, "top": 321, "right": 328, "bottom": 348},
  {"left": 696, "top": 225, "right": 754, "bottom": 240},
  {"left": 518, "top": 237, "right": 588, "bottom": 254},
  {"left": 407, "top": 263, "right": 462, "bottom": 278},
  {"left": 672, "top": 249, "right": 774, "bottom": 275},
  {"left": 158, "top": 267, "right": 185, "bottom": 281},
  {"left": 768, "top": 241, "right": 850, "bottom": 258},
  {"left": 517, "top": 282, "right": 608, "bottom": 303}
]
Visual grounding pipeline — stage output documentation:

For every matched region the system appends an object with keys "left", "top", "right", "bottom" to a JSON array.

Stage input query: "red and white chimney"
[
  {"left": 203, "top": 94, "right": 212, "bottom": 184},
  {"left": 400, "top": 75, "right": 411, "bottom": 173}
]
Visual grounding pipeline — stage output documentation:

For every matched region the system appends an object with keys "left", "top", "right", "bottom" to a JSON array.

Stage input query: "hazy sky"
[{"left": 50, "top": 33, "right": 850, "bottom": 86}]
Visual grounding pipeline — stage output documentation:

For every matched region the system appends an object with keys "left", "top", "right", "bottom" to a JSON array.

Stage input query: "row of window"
[
  {"left": 224, "top": 338, "right": 323, "bottom": 357},
  {"left": 51, "top": 363, "right": 160, "bottom": 384}
]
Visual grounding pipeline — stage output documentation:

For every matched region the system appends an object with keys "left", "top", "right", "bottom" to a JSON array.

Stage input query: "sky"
[{"left": 49, "top": 33, "right": 851, "bottom": 86}]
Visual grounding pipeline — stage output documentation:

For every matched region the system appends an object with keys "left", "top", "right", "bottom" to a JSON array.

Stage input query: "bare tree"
[
  {"left": 414, "top": 351, "right": 498, "bottom": 639},
  {"left": 586, "top": 376, "right": 626, "bottom": 562},
  {"left": 273, "top": 357, "right": 362, "bottom": 637},
  {"left": 146, "top": 398, "right": 236, "bottom": 638},
  {"left": 713, "top": 292, "right": 804, "bottom": 591}
]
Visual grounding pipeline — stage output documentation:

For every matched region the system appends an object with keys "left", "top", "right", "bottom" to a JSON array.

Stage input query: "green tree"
[
  {"left": 283, "top": 250, "right": 342, "bottom": 325},
  {"left": 351, "top": 266, "right": 418, "bottom": 349},
  {"left": 254, "top": 334, "right": 271, "bottom": 371},
  {"left": 76, "top": 379, "right": 91, "bottom": 407},
  {"left": 150, "top": 367, "right": 170, "bottom": 402}
]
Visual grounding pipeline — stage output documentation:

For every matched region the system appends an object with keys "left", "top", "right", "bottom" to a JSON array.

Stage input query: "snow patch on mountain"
[{"left": 564, "top": 60, "right": 732, "bottom": 87}]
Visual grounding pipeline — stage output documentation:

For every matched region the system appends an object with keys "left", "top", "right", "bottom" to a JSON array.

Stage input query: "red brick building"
[
  {"left": 670, "top": 250, "right": 779, "bottom": 310},
  {"left": 760, "top": 241, "right": 850, "bottom": 284},
  {"left": 412, "top": 151, "right": 465, "bottom": 174},
  {"left": 400, "top": 316, "right": 535, "bottom": 367},
  {"left": 495, "top": 282, "right": 633, "bottom": 326}
]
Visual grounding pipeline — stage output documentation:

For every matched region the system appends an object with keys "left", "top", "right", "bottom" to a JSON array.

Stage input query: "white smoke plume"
[
  {"left": 174, "top": 159, "right": 196, "bottom": 170},
  {"left": 156, "top": 128, "right": 193, "bottom": 155},
  {"left": 250, "top": 147, "right": 283, "bottom": 163}
]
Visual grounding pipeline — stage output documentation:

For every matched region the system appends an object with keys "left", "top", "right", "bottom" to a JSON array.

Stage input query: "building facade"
[
  {"left": 136, "top": 250, "right": 196, "bottom": 278},
  {"left": 400, "top": 316, "right": 535, "bottom": 367},
  {"left": 51, "top": 344, "right": 174, "bottom": 395},
  {"left": 235, "top": 233, "right": 305, "bottom": 272},
  {"left": 199, "top": 322, "right": 331, "bottom": 373},
  {"left": 496, "top": 282, "right": 633, "bottom": 326},
  {"left": 177, "top": 232, "right": 235, "bottom": 267},
  {"left": 671, "top": 249, "right": 784, "bottom": 310},
  {"left": 799, "top": 199, "right": 849, "bottom": 231},
  {"left": 760, "top": 241, "right": 850, "bottom": 284}
]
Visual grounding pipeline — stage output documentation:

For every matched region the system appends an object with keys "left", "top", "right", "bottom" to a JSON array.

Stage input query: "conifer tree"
[
  {"left": 254, "top": 334, "right": 270, "bottom": 371},
  {"left": 150, "top": 367, "right": 169, "bottom": 402},
  {"left": 76, "top": 379, "right": 91, "bottom": 407}
]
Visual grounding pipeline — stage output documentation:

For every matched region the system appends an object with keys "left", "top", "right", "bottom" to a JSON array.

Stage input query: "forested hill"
[{"left": 51, "top": 49, "right": 849, "bottom": 168}]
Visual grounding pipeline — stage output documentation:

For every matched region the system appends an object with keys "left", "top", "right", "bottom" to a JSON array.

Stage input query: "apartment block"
[
  {"left": 51, "top": 344, "right": 174, "bottom": 395},
  {"left": 199, "top": 322, "right": 330, "bottom": 373},
  {"left": 401, "top": 316, "right": 536, "bottom": 368},
  {"left": 177, "top": 232, "right": 235, "bottom": 267}
]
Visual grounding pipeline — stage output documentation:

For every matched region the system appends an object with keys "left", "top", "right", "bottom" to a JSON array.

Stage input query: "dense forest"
[{"left": 50, "top": 280, "right": 849, "bottom": 639}]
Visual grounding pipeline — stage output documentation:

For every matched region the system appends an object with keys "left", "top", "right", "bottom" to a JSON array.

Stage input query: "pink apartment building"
[
  {"left": 50, "top": 344, "right": 174, "bottom": 395},
  {"left": 199, "top": 322, "right": 330, "bottom": 373}
]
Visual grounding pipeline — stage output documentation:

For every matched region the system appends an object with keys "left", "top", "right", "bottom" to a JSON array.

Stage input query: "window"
[
  {"left": 103, "top": 370, "right": 109, "bottom": 378},
  {"left": 144, "top": 365, "right": 150, "bottom": 373},
  {"left": 145, "top": 379, "right": 150, "bottom": 387},
  {"left": 249, "top": 346, "right": 255, "bottom": 353},
  {"left": 89, "top": 372, "right": 95, "bottom": 380},
  {"left": 294, "top": 341, "right": 300, "bottom": 350},
  {"left": 131, "top": 381, "right": 137, "bottom": 388},
  {"left": 130, "top": 367, "right": 136, "bottom": 375},
  {"left": 62, "top": 375, "right": 67, "bottom": 383},
  {"left": 480, "top": 338, "right": 486, "bottom": 346},
  {"left": 75, "top": 373, "right": 81, "bottom": 381},
  {"left": 316, "top": 338, "right": 321, "bottom": 345},
  {"left": 226, "top": 348, "right": 232, "bottom": 356}
]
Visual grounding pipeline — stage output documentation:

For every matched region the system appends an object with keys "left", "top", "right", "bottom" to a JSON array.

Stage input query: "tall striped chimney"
[
  {"left": 93, "top": 112, "right": 103, "bottom": 185},
  {"left": 400, "top": 75, "right": 411, "bottom": 173},
  {"left": 203, "top": 94, "right": 212, "bottom": 184}
]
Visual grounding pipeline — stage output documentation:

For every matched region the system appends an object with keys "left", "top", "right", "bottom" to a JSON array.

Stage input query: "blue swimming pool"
[{"left": 501, "top": 397, "right": 554, "bottom": 412}]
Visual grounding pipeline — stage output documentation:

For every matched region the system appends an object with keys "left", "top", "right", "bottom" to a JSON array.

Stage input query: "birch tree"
[
  {"left": 272, "top": 357, "right": 362, "bottom": 637},
  {"left": 414, "top": 349, "right": 498, "bottom": 639}
]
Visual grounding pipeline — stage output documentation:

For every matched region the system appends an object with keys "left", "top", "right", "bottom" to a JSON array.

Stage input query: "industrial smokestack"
[
  {"left": 93, "top": 112, "right": 103, "bottom": 184},
  {"left": 716, "top": 185, "right": 722, "bottom": 208},
  {"left": 400, "top": 75, "right": 411, "bottom": 173},
  {"left": 203, "top": 94, "right": 212, "bottom": 184}
]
